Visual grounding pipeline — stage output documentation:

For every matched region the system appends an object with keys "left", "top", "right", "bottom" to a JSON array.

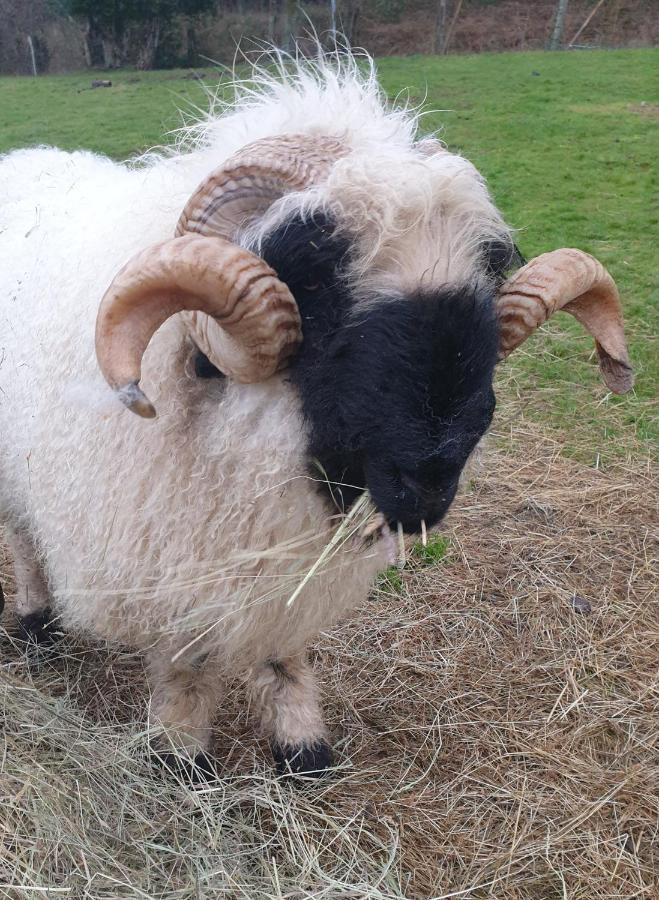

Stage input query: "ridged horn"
[
  {"left": 176, "top": 133, "right": 347, "bottom": 240},
  {"left": 95, "top": 234, "right": 300, "bottom": 417},
  {"left": 496, "top": 248, "right": 634, "bottom": 394},
  {"left": 96, "top": 134, "right": 346, "bottom": 417}
]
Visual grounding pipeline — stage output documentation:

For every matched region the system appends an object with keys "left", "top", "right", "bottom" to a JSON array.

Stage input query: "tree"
[
  {"left": 341, "top": 0, "right": 361, "bottom": 46},
  {"left": 434, "top": 0, "right": 449, "bottom": 55},
  {"left": 66, "top": 0, "right": 217, "bottom": 69},
  {"left": 550, "top": 0, "right": 570, "bottom": 50}
]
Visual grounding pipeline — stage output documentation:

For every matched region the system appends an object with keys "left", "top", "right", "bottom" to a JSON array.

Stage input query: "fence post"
[{"left": 27, "top": 35, "right": 38, "bottom": 76}]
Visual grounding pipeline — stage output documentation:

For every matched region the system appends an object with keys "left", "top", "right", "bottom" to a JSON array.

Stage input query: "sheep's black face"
[{"left": 260, "top": 213, "right": 499, "bottom": 534}]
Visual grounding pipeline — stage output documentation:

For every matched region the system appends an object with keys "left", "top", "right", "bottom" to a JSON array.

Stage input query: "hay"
[{"left": 1, "top": 425, "right": 657, "bottom": 899}]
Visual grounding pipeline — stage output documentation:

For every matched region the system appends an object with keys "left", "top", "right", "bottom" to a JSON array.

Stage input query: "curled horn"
[
  {"left": 95, "top": 235, "right": 300, "bottom": 418},
  {"left": 496, "top": 248, "right": 634, "bottom": 394},
  {"left": 96, "top": 134, "right": 346, "bottom": 417},
  {"left": 177, "top": 133, "right": 347, "bottom": 239}
]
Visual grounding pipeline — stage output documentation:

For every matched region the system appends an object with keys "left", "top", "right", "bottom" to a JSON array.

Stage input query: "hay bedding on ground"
[{"left": 0, "top": 428, "right": 656, "bottom": 899}]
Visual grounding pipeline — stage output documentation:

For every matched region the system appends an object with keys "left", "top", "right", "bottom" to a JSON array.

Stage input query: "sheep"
[{"left": 0, "top": 54, "right": 633, "bottom": 778}]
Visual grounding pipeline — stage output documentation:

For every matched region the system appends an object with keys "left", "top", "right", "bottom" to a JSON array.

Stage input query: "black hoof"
[
  {"left": 17, "top": 608, "right": 62, "bottom": 645},
  {"left": 152, "top": 748, "right": 218, "bottom": 785},
  {"left": 271, "top": 739, "right": 334, "bottom": 778}
]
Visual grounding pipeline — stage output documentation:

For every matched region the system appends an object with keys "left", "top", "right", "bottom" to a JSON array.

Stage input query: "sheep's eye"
[
  {"left": 194, "top": 349, "right": 224, "bottom": 380},
  {"left": 304, "top": 282, "right": 321, "bottom": 292}
]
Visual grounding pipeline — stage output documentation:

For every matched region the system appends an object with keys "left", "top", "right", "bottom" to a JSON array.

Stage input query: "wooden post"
[
  {"left": 434, "top": 0, "right": 448, "bottom": 55},
  {"left": 330, "top": 0, "right": 338, "bottom": 46},
  {"left": 268, "top": 0, "right": 278, "bottom": 44},
  {"left": 344, "top": 0, "right": 361, "bottom": 45},
  {"left": 443, "top": 0, "right": 463, "bottom": 55},
  {"left": 27, "top": 35, "right": 38, "bottom": 76}
]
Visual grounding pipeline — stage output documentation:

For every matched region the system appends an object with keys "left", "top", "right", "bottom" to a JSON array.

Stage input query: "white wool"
[{"left": 0, "top": 53, "right": 510, "bottom": 671}]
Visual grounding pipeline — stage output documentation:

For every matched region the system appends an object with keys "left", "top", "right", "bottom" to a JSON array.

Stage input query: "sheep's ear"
[{"left": 496, "top": 248, "right": 634, "bottom": 395}]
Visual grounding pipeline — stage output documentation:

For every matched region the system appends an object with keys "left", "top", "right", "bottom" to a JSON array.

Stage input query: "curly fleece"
[{"left": 0, "top": 53, "right": 512, "bottom": 670}]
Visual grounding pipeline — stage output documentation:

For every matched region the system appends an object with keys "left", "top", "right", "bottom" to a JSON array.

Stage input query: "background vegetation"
[{"left": 1, "top": 0, "right": 657, "bottom": 74}]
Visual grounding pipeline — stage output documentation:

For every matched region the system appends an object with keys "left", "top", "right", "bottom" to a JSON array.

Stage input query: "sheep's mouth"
[
  {"left": 360, "top": 511, "right": 389, "bottom": 544},
  {"left": 371, "top": 479, "right": 460, "bottom": 538},
  {"left": 359, "top": 507, "right": 434, "bottom": 544},
  {"left": 358, "top": 513, "right": 397, "bottom": 565},
  {"left": 358, "top": 512, "right": 430, "bottom": 568}
]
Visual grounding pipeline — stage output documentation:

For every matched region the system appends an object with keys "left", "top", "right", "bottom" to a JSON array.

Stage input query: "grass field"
[
  {"left": 1, "top": 47, "right": 657, "bottom": 460},
  {"left": 0, "top": 49, "right": 657, "bottom": 898}
]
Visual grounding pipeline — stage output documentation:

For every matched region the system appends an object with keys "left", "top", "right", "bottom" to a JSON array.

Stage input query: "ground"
[{"left": 0, "top": 49, "right": 657, "bottom": 898}]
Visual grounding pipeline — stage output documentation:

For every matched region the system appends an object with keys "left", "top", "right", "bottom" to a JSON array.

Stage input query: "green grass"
[
  {"left": 376, "top": 566, "right": 405, "bottom": 595},
  {"left": 412, "top": 533, "right": 451, "bottom": 566},
  {"left": 378, "top": 50, "right": 658, "bottom": 459},
  {"left": 1, "top": 49, "right": 656, "bottom": 459},
  {"left": 376, "top": 536, "right": 451, "bottom": 592},
  {"left": 0, "top": 69, "right": 213, "bottom": 159}
]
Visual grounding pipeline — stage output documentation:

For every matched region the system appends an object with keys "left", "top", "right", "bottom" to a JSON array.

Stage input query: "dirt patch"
[
  {"left": 629, "top": 102, "right": 659, "bottom": 118},
  {"left": 1, "top": 427, "right": 657, "bottom": 897}
]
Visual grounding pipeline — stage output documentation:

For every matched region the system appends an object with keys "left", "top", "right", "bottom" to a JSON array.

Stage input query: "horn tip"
[
  {"left": 116, "top": 382, "right": 157, "bottom": 419},
  {"left": 603, "top": 365, "right": 635, "bottom": 395},
  {"left": 598, "top": 348, "right": 634, "bottom": 395}
]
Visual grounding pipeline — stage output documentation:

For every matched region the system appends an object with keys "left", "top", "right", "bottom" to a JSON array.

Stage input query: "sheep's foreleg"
[
  {"left": 251, "top": 655, "right": 333, "bottom": 776},
  {"left": 6, "top": 525, "right": 58, "bottom": 643},
  {"left": 147, "top": 650, "right": 221, "bottom": 781}
]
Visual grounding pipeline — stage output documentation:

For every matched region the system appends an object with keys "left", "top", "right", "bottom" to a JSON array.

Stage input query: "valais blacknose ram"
[{"left": 0, "top": 55, "right": 633, "bottom": 778}]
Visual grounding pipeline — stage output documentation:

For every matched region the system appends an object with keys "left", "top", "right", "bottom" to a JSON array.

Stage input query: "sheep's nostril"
[
  {"left": 400, "top": 472, "right": 420, "bottom": 493},
  {"left": 400, "top": 471, "right": 431, "bottom": 500}
]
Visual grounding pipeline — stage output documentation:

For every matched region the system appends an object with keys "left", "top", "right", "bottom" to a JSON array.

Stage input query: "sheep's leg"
[
  {"left": 5, "top": 526, "right": 59, "bottom": 644},
  {"left": 251, "top": 655, "right": 333, "bottom": 777},
  {"left": 146, "top": 650, "right": 221, "bottom": 781}
]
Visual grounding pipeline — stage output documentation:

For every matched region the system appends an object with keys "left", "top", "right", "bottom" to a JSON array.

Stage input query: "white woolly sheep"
[{"left": 0, "top": 54, "right": 633, "bottom": 777}]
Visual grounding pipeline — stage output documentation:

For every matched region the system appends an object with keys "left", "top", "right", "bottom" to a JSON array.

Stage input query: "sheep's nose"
[
  {"left": 400, "top": 471, "right": 421, "bottom": 494},
  {"left": 399, "top": 477, "right": 460, "bottom": 534},
  {"left": 400, "top": 471, "right": 434, "bottom": 501}
]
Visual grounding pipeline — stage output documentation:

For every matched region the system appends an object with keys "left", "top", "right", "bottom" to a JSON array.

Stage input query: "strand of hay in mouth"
[
  {"left": 0, "top": 424, "right": 657, "bottom": 898},
  {"left": 286, "top": 492, "right": 377, "bottom": 609}
]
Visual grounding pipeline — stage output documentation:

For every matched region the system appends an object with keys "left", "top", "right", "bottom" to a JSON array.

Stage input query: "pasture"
[{"left": 1, "top": 49, "right": 657, "bottom": 898}]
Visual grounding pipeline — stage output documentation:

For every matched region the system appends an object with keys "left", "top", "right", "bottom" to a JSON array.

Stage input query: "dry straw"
[{"left": 1, "top": 422, "right": 657, "bottom": 898}]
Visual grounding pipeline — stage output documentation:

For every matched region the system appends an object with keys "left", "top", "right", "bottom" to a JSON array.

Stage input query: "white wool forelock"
[
  {"left": 253, "top": 143, "right": 510, "bottom": 299},
  {"left": 0, "top": 53, "right": 510, "bottom": 676}
]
